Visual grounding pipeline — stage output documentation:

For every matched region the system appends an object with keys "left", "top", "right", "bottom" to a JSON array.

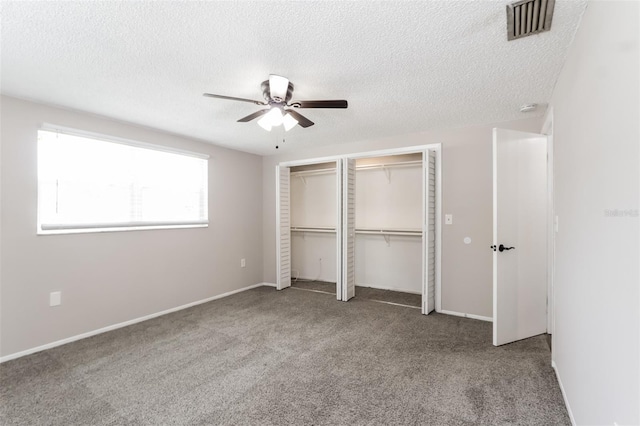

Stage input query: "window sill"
[{"left": 37, "top": 223, "right": 208, "bottom": 236}]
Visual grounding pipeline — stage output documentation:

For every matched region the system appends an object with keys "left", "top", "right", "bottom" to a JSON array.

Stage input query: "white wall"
[
  {"left": 356, "top": 165, "right": 422, "bottom": 230},
  {"left": 547, "top": 2, "right": 639, "bottom": 424},
  {"left": 263, "top": 116, "right": 543, "bottom": 318},
  {"left": 355, "top": 235, "right": 422, "bottom": 294},
  {"left": 291, "top": 171, "right": 337, "bottom": 228},
  {"left": 0, "top": 96, "right": 264, "bottom": 358},
  {"left": 291, "top": 233, "right": 337, "bottom": 282},
  {"left": 290, "top": 170, "right": 338, "bottom": 282}
]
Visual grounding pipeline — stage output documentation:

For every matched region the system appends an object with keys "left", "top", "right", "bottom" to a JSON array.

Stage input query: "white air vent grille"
[{"left": 507, "top": 0, "right": 555, "bottom": 41}]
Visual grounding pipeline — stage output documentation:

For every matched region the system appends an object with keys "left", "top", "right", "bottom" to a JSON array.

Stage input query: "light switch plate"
[{"left": 445, "top": 214, "right": 453, "bottom": 225}]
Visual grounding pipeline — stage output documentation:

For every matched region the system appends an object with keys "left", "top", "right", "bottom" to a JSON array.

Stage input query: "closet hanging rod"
[
  {"left": 356, "top": 160, "right": 423, "bottom": 171},
  {"left": 289, "top": 168, "right": 336, "bottom": 177},
  {"left": 355, "top": 228, "right": 423, "bottom": 236},
  {"left": 291, "top": 226, "right": 337, "bottom": 233}
]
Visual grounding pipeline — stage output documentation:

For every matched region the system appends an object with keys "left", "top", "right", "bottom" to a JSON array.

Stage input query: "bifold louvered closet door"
[
  {"left": 341, "top": 158, "right": 356, "bottom": 301},
  {"left": 276, "top": 166, "right": 291, "bottom": 290},
  {"left": 423, "top": 150, "right": 436, "bottom": 314}
]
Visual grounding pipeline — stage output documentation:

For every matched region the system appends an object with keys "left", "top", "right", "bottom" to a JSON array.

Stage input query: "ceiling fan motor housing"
[{"left": 261, "top": 80, "right": 294, "bottom": 104}]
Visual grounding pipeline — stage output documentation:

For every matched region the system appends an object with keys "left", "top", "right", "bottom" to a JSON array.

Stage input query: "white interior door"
[
  {"left": 341, "top": 158, "right": 356, "bottom": 301},
  {"left": 493, "top": 128, "right": 548, "bottom": 346},
  {"left": 276, "top": 165, "right": 291, "bottom": 290},
  {"left": 422, "top": 150, "right": 436, "bottom": 315}
]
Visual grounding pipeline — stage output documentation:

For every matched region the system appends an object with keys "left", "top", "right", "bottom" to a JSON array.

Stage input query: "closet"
[
  {"left": 278, "top": 160, "right": 342, "bottom": 298},
  {"left": 354, "top": 153, "right": 423, "bottom": 291},
  {"left": 350, "top": 152, "right": 436, "bottom": 313},
  {"left": 276, "top": 146, "right": 439, "bottom": 314}
]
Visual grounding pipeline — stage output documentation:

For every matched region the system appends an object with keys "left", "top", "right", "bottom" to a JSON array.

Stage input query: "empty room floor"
[{"left": 0, "top": 286, "right": 569, "bottom": 425}]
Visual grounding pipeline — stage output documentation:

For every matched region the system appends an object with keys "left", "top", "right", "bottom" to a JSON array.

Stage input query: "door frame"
[
  {"left": 492, "top": 128, "right": 550, "bottom": 346},
  {"left": 541, "top": 109, "right": 555, "bottom": 338},
  {"left": 276, "top": 144, "right": 442, "bottom": 311}
]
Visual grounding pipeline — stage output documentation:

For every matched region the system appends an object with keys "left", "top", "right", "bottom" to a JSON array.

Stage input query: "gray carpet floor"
[
  {"left": 0, "top": 286, "right": 569, "bottom": 425},
  {"left": 292, "top": 280, "right": 422, "bottom": 308}
]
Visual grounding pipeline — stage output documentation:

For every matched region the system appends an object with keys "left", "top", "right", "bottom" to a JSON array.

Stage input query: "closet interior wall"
[
  {"left": 355, "top": 153, "right": 424, "bottom": 294},
  {"left": 289, "top": 162, "right": 338, "bottom": 283}
]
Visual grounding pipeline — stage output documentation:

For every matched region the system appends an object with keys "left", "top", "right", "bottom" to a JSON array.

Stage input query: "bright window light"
[{"left": 37, "top": 128, "right": 209, "bottom": 234}]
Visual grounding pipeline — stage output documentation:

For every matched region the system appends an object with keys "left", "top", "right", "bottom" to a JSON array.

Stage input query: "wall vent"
[{"left": 507, "top": 0, "right": 555, "bottom": 41}]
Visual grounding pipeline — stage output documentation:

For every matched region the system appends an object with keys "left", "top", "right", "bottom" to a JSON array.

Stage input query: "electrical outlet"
[
  {"left": 50, "top": 291, "right": 61, "bottom": 307},
  {"left": 240, "top": 258, "right": 246, "bottom": 268}
]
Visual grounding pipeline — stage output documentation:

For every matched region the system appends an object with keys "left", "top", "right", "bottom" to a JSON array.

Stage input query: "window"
[{"left": 37, "top": 126, "right": 208, "bottom": 234}]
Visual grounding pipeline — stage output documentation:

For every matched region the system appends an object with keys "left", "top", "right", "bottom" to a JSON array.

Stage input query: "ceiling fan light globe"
[
  {"left": 257, "top": 115, "right": 273, "bottom": 131},
  {"left": 282, "top": 113, "right": 298, "bottom": 131},
  {"left": 266, "top": 107, "right": 284, "bottom": 126}
]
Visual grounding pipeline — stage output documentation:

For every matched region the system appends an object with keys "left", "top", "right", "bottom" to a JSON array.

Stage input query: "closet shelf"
[
  {"left": 289, "top": 160, "right": 421, "bottom": 176},
  {"left": 355, "top": 160, "right": 422, "bottom": 171},
  {"left": 291, "top": 226, "right": 337, "bottom": 234},
  {"left": 290, "top": 168, "right": 336, "bottom": 177},
  {"left": 355, "top": 228, "right": 423, "bottom": 236}
]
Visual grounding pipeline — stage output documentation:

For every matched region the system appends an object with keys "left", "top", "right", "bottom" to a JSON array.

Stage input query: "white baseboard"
[
  {"left": 437, "top": 309, "right": 493, "bottom": 322},
  {"left": 552, "top": 360, "right": 576, "bottom": 426},
  {"left": 0, "top": 282, "right": 271, "bottom": 363}
]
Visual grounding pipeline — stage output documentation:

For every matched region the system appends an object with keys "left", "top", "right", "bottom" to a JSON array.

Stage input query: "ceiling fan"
[{"left": 203, "top": 75, "right": 348, "bottom": 131}]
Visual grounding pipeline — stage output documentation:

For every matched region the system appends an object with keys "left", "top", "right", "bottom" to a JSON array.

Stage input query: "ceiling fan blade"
[
  {"left": 286, "top": 109, "right": 314, "bottom": 128},
  {"left": 269, "top": 75, "right": 290, "bottom": 101},
  {"left": 237, "top": 109, "right": 270, "bottom": 122},
  {"left": 290, "top": 100, "right": 348, "bottom": 109},
  {"left": 203, "top": 93, "right": 266, "bottom": 105}
]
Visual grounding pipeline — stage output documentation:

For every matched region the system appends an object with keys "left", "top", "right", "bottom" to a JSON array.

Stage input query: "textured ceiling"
[{"left": 1, "top": 1, "right": 587, "bottom": 156}]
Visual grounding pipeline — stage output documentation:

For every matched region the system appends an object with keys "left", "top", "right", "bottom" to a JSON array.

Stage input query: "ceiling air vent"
[{"left": 507, "top": 0, "right": 555, "bottom": 41}]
